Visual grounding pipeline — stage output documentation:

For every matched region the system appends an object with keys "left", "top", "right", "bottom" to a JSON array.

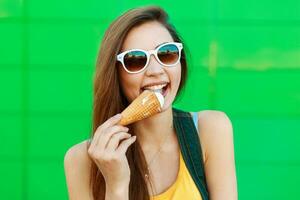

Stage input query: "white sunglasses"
[{"left": 117, "top": 42, "right": 183, "bottom": 74}]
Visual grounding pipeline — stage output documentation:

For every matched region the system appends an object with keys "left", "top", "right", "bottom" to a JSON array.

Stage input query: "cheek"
[
  {"left": 176, "top": 67, "right": 182, "bottom": 85},
  {"left": 171, "top": 65, "right": 181, "bottom": 89},
  {"left": 118, "top": 71, "right": 143, "bottom": 102}
]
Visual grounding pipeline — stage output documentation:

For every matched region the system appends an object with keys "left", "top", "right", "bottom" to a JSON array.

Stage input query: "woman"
[{"left": 64, "top": 6, "right": 237, "bottom": 200}]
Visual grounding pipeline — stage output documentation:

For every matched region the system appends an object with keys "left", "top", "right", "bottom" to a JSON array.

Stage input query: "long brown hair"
[{"left": 88, "top": 6, "right": 188, "bottom": 200}]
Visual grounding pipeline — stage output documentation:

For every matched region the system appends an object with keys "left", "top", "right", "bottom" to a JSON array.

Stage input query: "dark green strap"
[{"left": 172, "top": 107, "right": 209, "bottom": 200}]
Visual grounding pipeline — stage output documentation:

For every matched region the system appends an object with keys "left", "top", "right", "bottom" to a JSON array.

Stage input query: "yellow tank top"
[{"left": 150, "top": 151, "right": 203, "bottom": 200}]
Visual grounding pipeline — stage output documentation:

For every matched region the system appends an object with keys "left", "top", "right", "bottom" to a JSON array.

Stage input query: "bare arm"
[
  {"left": 198, "top": 111, "right": 238, "bottom": 200},
  {"left": 64, "top": 141, "right": 130, "bottom": 200},
  {"left": 64, "top": 141, "right": 93, "bottom": 200}
]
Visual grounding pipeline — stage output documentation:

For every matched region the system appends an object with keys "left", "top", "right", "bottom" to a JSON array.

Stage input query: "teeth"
[{"left": 143, "top": 83, "right": 167, "bottom": 91}]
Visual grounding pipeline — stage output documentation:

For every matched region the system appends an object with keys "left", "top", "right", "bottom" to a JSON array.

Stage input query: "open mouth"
[{"left": 140, "top": 83, "right": 170, "bottom": 98}]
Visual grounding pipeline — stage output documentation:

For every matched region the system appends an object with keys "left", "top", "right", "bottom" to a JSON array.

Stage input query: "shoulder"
[
  {"left": 194, "top": 110, "right": 233, "bottom": 162},
  {"left": 64, "top": 140, "right": 93, "bottom": 199},
  {"left": 197, "top": 110, "right": 232, "bottom": 133},
  {"left": 195, "top": 110, "right": 237, "bottom": 199},
  {"left": 64, "top": 139, "right": 92, "bottom": 170}
]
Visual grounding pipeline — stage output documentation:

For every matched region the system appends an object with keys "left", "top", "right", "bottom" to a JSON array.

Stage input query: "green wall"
[{"left": 0, "top": 0, "right": 299, "bottom": 199}]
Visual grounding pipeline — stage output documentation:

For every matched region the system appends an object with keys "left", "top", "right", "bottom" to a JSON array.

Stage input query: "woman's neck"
[{"left": 132, "top": 106, "right": 175, "bottom": 151}]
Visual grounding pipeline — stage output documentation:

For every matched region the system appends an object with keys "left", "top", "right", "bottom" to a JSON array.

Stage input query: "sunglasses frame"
[{"left": 117, "top": 42, "right": 183, "bottom": 74}]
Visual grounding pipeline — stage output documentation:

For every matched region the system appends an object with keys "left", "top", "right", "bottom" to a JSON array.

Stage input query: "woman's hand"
[{"left": 87, "top": 114, "right": 137, "bottom": 191}]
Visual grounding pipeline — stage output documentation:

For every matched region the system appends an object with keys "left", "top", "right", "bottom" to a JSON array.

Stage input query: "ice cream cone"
[{"left": 119, "top": 90, "right": 164, "bottom": 126}]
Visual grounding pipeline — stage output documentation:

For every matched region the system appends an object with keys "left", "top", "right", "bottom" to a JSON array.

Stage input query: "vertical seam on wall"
[
  {"left": 208, "top": 0, "right": 219, "bottom": 109},
  {"left": 21, "top": 0, "right": 29, "bottom": 199}
]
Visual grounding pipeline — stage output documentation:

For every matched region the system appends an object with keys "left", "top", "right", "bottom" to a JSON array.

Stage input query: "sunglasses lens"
[
  {"left": 157, "top": 44, "right": 180, "bottom": 65},
  {"left": 123, "top": 51, "right": 147, "bottom": 72}
]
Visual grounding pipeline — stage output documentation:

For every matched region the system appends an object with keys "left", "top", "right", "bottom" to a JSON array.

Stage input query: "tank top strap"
[{"left": 172, "top": 107, "right": 209, "bottom": 200}]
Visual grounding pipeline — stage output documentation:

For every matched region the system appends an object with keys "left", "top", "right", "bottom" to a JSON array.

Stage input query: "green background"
[{"left": 1, "top": 0, "right": 300, "bottom": 199}]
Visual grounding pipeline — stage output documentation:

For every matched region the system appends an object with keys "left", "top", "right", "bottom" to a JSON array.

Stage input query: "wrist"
[{"left": 105, "top": 183, "right": 129, "bottom": 198}]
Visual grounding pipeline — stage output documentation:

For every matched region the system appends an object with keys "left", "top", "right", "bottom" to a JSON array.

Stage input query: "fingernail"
[
  {"left": 116, "top": 114, "right": 122, "bottom": 118},
  {"left": 132, "top": 136, "right": 137, "bottom": 139}
]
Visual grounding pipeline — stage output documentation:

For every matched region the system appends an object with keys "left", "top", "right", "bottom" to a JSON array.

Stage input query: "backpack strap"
[{"left": 172, "top": 107, "right": 209, "bottom": 200}]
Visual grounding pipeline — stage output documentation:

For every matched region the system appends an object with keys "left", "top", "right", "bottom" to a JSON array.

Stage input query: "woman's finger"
[
  {"left": 106, "top": 132, "right": 132, "bottom": 151},
  {"left": 99, "top": 114, "right": 122, "bottom": 131},
  {"left": 116, "top": 136, "right": 137, "bottom": 155},
  {"left": 91, "top": 114, "right": 125, "bottom": 150},
  {"left": 96, "top": 125, "right": 129, "bottom": 151}
]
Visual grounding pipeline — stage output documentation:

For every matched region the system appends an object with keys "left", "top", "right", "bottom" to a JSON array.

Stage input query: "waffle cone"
[{"left": 119, "top": 90, "right": 164, "bottom": 126}]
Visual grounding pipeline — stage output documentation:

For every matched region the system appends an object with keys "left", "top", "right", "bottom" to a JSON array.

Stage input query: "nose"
[{"left": 144, "top": 54, "right": 164, "bottom": 76}]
